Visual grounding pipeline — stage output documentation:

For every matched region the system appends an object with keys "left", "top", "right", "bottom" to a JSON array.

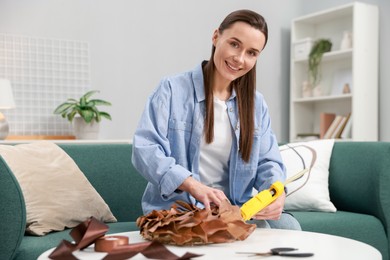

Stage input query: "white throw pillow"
[
  {"left": 280, "top": 139, "right": 336, "bottom": 212},
  {"left": 0, "top": 141, "right": 117, "bottom": 235}
]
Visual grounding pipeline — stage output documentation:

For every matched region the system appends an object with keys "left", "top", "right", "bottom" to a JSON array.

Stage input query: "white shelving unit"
[{"left": 289, "top": 2, "right": 379, "bottom": 141}]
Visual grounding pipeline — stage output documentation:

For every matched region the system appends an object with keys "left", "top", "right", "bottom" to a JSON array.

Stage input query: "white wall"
[
  {"left": 0, "top": 0, "right": 300, "bottom": 142},
  {"left": 1, "top": 0, "right": 389, "bottom": 142}
]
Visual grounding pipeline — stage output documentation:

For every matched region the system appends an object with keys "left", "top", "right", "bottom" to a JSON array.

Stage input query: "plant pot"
[
  {"left": 302, "top": 81, "right": 312, "bottom": 98},
  {"left": 72, "top": 117, "right": 100, "bottom": 140},
  {"left": 312, "top": 86, "right": 323, "bottom": 97}
]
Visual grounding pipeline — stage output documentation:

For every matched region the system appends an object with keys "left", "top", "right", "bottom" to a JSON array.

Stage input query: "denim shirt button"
[{"left": 229, "top": 108, "right": 233, "bottom": 112}]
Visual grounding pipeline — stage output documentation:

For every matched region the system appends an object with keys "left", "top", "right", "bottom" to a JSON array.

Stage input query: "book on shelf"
[
  {"left": 323, "top": 115, "right": 343, "bottom": 139},
  {"left": 322, "top": 113, "right": 352, "bottom": 139},
  {"left": 340, "top": 115, "right": 353, "bottom": 139},
  {"left": 334, "top": 113, "right": 351, "bottom": 138},
  {"left": 320, "top": 113, "right": 336, "bottom": 139},
  {"left": 331, "top": 116, "right": 347, "bottom": 138}
]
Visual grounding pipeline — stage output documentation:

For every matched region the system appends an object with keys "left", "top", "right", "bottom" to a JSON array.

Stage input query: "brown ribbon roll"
[
  {"left": 48, "top": 217, "right": 202, "bottom": 260},
  {"left": 95, "top": 235, "right": 129, "bottom": 252}
]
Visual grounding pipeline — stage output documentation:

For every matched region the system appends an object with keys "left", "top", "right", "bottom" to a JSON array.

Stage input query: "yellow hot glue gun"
[
  {"left": 240, "top": 168, "right": 309, "bottom": 221},
  {"left": 240, "top": 181, "right": 284, "bottom": 221}
]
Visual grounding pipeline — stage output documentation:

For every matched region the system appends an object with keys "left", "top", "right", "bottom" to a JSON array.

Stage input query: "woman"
[{"left": 132, "top": 9, "right": 300, "bottom": 230}]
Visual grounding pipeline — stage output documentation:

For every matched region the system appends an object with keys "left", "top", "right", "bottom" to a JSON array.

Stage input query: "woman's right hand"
[{"left": 178, "top": 176, "right": 228, "bottom": 210}]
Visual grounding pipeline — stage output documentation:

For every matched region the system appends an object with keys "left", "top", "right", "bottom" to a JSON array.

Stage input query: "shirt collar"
[
  {"left": 192, "top": 62, "right": 206, "bottom": 102},
  {"left": 192, "top": 61, "right": 237, "bottom": 103}
]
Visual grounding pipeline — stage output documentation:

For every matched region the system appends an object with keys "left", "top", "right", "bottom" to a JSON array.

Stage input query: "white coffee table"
[{"left": 38, "top": 228, "right": 381, "bottom": 260}]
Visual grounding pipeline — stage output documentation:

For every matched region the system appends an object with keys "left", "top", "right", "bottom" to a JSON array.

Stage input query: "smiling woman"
[{"left": 131, "top": 9, "right": 301, "bottom": 231}]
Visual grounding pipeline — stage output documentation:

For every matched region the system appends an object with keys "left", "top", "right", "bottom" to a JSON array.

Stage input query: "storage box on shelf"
[
  {"left": 293, "top": 37, "right": 313, "bottom": 60},
  {"left": 289, "top": 2, "right": 378, "bottom": 142}
]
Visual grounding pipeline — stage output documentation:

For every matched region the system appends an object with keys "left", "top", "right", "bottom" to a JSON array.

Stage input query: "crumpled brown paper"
[{"left": 136, "top": 200, "right": 256, "bottom": 246}]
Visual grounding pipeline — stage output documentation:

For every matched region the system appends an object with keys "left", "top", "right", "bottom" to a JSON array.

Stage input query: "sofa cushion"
[
  {"left": 280, "top": 139, "right": 336, "bottom": 212},
  {"left": 0, "top": 141, "right": 117, "bottom": 236},
  {"left": 14, "top": 222, "right": 139, "bottom": 260},
  {"left": 292, "top": 210, "right": 388, "bottom": 259}
]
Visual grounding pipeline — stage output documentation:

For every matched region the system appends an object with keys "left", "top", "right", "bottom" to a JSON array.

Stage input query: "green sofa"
[{"left": 1, "top": 141, "right": 389, "bottom": 259}]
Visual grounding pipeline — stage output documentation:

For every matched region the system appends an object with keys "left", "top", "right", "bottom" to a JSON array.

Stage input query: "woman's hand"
[
  {"left": 178, "top": 176, "right": 228, "bottom": 210},
  {"left": 252, "top": 191, "right": 286, "bottom": 220}
]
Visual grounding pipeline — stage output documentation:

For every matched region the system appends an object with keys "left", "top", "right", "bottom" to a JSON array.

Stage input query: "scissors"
[{"left": 237, "top": 247, "right": 314, "bottom": 257}]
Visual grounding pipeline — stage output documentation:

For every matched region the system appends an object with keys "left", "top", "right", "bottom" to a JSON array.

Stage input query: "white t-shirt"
[{"left": 199, "top": 98, "right": 233, "bottom": 196}]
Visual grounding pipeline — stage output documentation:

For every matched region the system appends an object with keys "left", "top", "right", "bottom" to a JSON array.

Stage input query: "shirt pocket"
[
  {"left": 167, "top": 119, "right": 192, "bottom": 148},
  {"left": 168, "top": 119, "right": 192, "bottom": 131}
]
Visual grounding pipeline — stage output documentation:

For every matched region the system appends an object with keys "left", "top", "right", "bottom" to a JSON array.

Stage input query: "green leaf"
[
  {"left": 67, "top": 111, "right": 77, "bottom": 122},
  {"left": 88, "top": 99, "right": 112, "bottom": 106},
  {"left": 91, "top": 107, "right": 101, "bottom": 122},
  {"left": 82, "top": 90, "right": 99, "bottom": 100},
  {"left": 80, "top": 109, "right": 94, "bottom": 123},
  {"left": 53, "top": 103, "right": 74, "bottom": 114},
  {"left": 99, "top": 112, "right": 112, "bottom": 120},
  {"left": 80, "top": 96, "right": 87, "bottom": 107}
]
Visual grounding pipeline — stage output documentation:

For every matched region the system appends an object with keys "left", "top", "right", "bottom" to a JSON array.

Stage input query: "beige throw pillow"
[
  {"left": 0, "top": 141, "right": 116, "bottom": 236},
  {"left": 280, "top": 139, "right": 336, "bottom": 212}
]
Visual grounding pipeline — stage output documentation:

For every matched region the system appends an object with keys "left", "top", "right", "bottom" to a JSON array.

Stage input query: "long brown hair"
[{"left": 203, "top": 9, "right": 268, "bottom": 162}]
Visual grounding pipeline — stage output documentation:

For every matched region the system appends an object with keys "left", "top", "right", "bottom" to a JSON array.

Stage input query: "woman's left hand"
[{"left": 252, "top": 191, "right": 286, "bottom": 220}]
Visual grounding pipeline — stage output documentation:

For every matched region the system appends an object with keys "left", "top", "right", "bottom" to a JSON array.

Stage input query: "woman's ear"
[{"left": 212, "top": 29, "right": 219, "bottom": 46}]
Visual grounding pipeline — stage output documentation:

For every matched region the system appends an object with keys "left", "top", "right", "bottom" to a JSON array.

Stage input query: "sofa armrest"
[
  {"left": 329, "top": 142, "right": 390, "bottom": 247},
  {"left": 0, "top": 156, "right": 26, "bottom": 260}
]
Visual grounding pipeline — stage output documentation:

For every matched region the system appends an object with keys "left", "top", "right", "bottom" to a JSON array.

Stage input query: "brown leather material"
[
  {"left": 137, "top": 200, "right": 256, "bottom": 246},
  {"left": 48, "top": 216, "right": 202, "bottom": 260}
]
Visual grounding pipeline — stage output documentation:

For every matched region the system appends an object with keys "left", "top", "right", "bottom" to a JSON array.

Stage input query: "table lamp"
[{"left": 0, "top": 79, "right": 16, "bottom": 140}]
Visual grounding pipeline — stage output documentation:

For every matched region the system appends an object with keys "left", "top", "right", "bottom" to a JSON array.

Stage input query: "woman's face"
[{"left": 212, "top": 21, "right": 266, "bottom": 86}]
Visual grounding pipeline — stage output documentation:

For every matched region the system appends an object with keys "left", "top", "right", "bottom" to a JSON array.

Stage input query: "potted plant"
[
  {"left": 53, "top": 90, "right": 112, "bottom": 139},
  {"left": 308, "top": 38, "right": 332, "bottom": 95}
]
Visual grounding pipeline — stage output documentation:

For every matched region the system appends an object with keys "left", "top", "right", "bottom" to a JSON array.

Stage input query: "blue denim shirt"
[{"left": 132, "top": 63, "right": 286, "bottom": 214}]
